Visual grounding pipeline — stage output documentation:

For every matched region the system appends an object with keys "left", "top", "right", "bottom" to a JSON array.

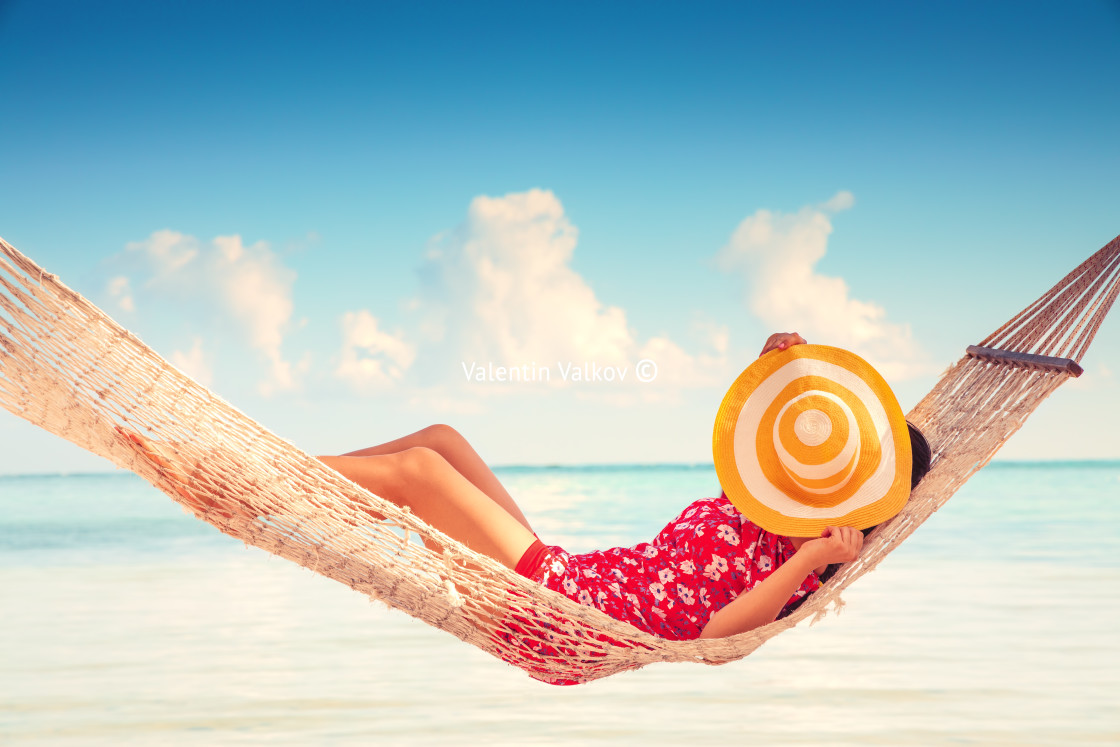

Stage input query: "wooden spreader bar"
[{"left": 966, "top": 345, "right": 1084, "bottom": 377}]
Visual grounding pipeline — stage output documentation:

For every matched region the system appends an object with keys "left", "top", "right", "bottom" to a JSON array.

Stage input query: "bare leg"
[
  {"left": 318, "top": 447, "right": 536, "bottom": 570},
  {"left": 121, "top": 425, "right": 538, "bottom": 571},
  {"left": 338, "top": 424, "right": 534, "bottom": 533}
]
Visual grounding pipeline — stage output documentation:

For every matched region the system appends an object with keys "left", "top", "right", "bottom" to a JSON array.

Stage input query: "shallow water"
[{"left": 2, "top": 463, "right": 1118, "bottom": 745}]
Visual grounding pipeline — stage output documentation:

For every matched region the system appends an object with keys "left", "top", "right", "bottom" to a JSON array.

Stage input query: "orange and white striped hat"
[{"left": 713, "top": 344, "right": 912, "bottom": 537}]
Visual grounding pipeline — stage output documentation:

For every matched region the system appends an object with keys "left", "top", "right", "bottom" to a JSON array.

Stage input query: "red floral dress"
[{"left": 525, "top": 493, "right": 821, "bottom": 640}]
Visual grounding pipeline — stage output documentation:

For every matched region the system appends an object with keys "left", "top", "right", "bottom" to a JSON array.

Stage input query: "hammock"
[{"left": 1, "top": 233, "right": 1117, "bottom": 685}]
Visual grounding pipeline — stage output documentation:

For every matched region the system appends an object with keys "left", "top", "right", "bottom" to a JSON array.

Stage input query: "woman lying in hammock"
[{"left": 124, "top": 332, "right": 931, "bottom": 641}]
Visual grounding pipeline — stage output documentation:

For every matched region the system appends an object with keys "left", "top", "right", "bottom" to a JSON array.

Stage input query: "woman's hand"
[
  {"left": 759, "top": 332, "right": 807, "bottom": 357},
  {"left": 797, "top": 526, "right": 863, "bottom": 569},
  {"left": 699, "top": 523, "right": 859, "bottom": 639}
]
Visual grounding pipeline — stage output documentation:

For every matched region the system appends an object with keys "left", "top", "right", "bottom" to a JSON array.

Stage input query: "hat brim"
[{"left": 713, "top": 344, "right": 911, "bottom": 537}]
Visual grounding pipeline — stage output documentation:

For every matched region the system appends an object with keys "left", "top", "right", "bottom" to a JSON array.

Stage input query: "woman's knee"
[{"left": 417, "top": 424, "right": 468, "bottom": 454}]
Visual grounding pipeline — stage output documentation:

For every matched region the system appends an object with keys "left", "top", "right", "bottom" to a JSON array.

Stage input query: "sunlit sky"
[{"left": 1, "top": 1, "right": 1118, "bottom": 475}]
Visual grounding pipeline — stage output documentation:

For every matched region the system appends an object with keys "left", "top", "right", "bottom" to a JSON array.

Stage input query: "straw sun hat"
[{"left": 713, "top": 344, "right": 912, "bottom": 538}]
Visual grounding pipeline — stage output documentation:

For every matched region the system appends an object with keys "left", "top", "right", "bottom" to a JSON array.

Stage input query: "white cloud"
[
  {"left": 336, "top": 310, "right": 415, "bottom": 391},
  {"left": 210, "top": 235, "right": 300, "bottom": 395},
  {"left": 117, "top": 230, "right": 303, "bottom": 395},
  {"left": 715, "top": 192, "right": 928, "bottom": 380},
  {"left": 418, "top": 189, "right": 635, "bottom": 373},
  {"left": 107, "top": 275, "right": 134, "bottom": 313},
  {"left": 170, "top": 337, "right": 213, "bottom": 387},
  {"left": 406, "top": 188, "right": 728, "bottom": 395},
  {"left": 822, "top": 190, "right": 856, "bottom": 212},
  {"left": 638, "top": 317, "right": 730, "bottom": 389},
  {"left": 126, "top": 229, "right": 199, "bottom": 280}
]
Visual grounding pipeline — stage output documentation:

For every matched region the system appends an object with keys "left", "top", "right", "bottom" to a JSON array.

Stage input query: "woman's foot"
[{"left": 115, "top": 426, "right": 241, "bottom": 520}]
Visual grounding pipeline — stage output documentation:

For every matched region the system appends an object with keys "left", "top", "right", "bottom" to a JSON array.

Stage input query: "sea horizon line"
[{"left": 2, "top": 458, "right": 1118, "bottom": 480}]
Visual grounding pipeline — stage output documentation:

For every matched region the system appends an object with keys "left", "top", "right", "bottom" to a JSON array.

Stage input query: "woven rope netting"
[{"left": 1, "top": 234, "right": 1117, "bottom": 685}]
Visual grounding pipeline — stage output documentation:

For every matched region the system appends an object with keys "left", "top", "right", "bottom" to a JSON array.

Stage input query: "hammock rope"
[{"left": 1, "top": 233, "right": 1117, "bottom": 685}]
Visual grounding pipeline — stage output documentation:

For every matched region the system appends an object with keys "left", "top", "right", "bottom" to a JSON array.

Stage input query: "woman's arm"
[{"left": 698, "top": 526, "right": 862, "bottom": 639}]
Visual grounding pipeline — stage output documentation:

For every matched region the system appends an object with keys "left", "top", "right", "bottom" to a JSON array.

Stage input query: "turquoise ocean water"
[{"left": 2, "top": 463, "right": 1119, "bottom": 745}]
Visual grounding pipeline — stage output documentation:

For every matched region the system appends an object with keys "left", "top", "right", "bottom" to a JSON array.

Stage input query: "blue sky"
[{"left": 1, "top": 0, "right": 1118, "bottom": 475}]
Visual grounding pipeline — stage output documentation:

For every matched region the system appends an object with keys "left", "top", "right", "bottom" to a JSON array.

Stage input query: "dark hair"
[
  {"left": 908, "top": 421, "right": 932, "bottom": 490},
  {"left": 859, "top": 421, "right": 931, "bottom": 540}
]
